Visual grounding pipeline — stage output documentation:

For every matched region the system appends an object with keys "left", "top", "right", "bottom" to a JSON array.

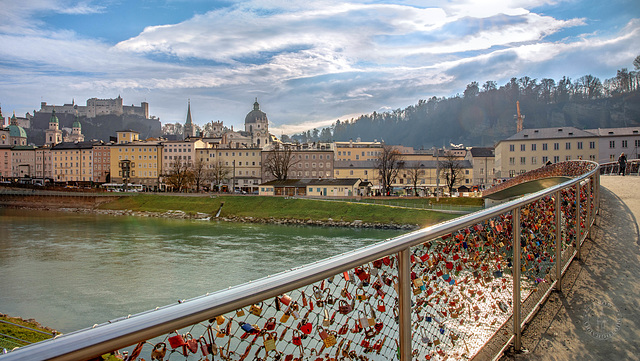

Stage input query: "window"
[
  {"left": 520, "top": 144, "right": 525, "bottom": 151},
  {"left": 542, "top": 143, "right": 548, "bottom": 151},
  {"left": 520, "top": 157, "right": 526, "bottom": 165},
  {"left": 531, "top": 157, "right": 537, "bottom": 165},
  {"left": 577, "top": 142, "right": 583, "bottom": 149},
  {"left": 589, "top": 155, "right": 596, "bottom": 161},
  {"left": 509, "top": 157, "right": 515, "bottom": 165},
  {"left": 565, "top": 142, "right": 571, "bottom": 150},
  {"left": 565, "top": 156, "right": 571, "bottom": 161},
  {"left": 531, "top": 144, "right": 537, "bottom": 151},
  {"left": 610, "top": 140, "right": 615, "bottom": 148},
  {"left": 509, "top": 170, "right": 515, "bottom": 177},
  {"left": 553, "top": 156, "right": 559, "bottom": 163},
  {"left": 590, "top": 141, "right": 596, "bottom": 149},
  {"left": 509, "top": 145, "right": 515, "bottom": 152},
  {"left": 553, "top": 143, "right": 559, "bottom": 150},
  {"left": 622, "top": 140, "right": 628, "bottom": 148}
]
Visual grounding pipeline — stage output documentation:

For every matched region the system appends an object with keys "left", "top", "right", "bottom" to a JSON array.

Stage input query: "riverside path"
[{"left": 502, "top": 175, "right": 640, "bottom": 360}]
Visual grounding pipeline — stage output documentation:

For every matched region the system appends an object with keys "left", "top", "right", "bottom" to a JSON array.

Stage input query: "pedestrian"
[{"left": 618, "top": 152, "right": 627, "bottom": 176}]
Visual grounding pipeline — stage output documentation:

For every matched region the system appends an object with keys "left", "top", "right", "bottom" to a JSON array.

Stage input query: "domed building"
[
  {"left": 8, "top": 111, "right": 27, "bottom": 146},
  {"left": 45, "top": 109, "right": 63, "bottom": 146},
  {"left": 244, "top": 99, "right": 270, "bottom": 148},
  {"left": 64, "top": 113, "right": 85, "bottom": 142}
]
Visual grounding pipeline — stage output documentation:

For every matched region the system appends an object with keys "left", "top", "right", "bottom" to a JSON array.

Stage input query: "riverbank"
[
  {"left": 1, "top": 193, "right": 467, "bottom": 229},
  {"left": 0, "top": 314, "right": 57, "bottom": 350}
]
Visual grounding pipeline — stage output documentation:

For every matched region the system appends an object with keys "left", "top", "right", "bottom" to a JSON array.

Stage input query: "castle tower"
[
  {"left": 45, "top": 109, "right": 63, "bottom": 146},
  {"left": 183, "top": 100, "right": 196, "bottom": 140},
  {"left": 244, "top": 98, "right": 270, "bottom": 148}
]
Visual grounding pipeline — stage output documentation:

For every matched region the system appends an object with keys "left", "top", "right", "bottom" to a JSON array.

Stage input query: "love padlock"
[
  {"left": 263, "top": 331, "right": 277, "bottom": 353},
  {"left": 318, "top": 326, "right": 337, "bottom": 348},
  {"left": 292, "top": 329, "right": 303, "bottom": 346},
  {"left": 249, "top": 302, "right": 263, "bottom": 316}
]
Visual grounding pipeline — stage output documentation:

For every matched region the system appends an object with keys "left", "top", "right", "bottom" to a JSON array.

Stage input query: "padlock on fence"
[
  {"left": 150, "top": 342, "right": 167, "bottom": 360},
  {"left": 167, "top": 331, "right": 186, "bottom": 349},
  {"left": 338, "top": 299, "right": 353, "bottom": 315},
  {"left": 263, "top": 331, "right": 277, "bottom": 353},
  {"left": 250, "top": 302, "right": 263, "bottom": 316},
  {"left": 318, "top": 326, "right": 337, "bottom": 348}
]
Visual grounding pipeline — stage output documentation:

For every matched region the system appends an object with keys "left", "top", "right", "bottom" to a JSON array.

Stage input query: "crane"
[{"left": 515, "top": 101, "right": 525, "bottom": 133}]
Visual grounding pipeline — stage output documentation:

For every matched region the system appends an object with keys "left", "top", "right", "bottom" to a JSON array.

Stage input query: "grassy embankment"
[
  {"left": 98, "top": 195, "right": 482, "bottom": 227},
  {"left": 0, "top": 315, "right": 55, "bottom": 350}
]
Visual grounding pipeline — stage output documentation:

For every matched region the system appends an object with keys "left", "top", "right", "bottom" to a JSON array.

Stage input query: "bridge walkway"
[{"left": 502, "top": 176, "right": 640, "bottom": 360}]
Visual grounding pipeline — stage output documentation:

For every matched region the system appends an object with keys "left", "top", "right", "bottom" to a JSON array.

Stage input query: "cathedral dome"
[
  {"left": 244, "top": 99, "right": 268, "bottom": 124},
  {"left": 9, "top": 124, "right": 27, "bottom": 138},
  {"left": 73, "top": 119, "right": 81, "bottom": 129},
  {"left": 50, "top": 109, "right": 59, "bottom": 124}
]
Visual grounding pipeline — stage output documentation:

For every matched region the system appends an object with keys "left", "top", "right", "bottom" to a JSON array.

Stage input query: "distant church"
[{"left": 183, "top": 99, "right": 271, "bottom": 148}]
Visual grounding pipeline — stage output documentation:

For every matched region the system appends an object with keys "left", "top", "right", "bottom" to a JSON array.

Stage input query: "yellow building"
[
  {"left": 110, "top": 133, "right": 162, "bottom": 189},
  {"left": 196, "top": 146, "right": 262, "bottom": 192},
  {"left": 51, "top": 141, "right": 94, "bottom": 183},
  {"left": 495, "top": 127, "right": 598, "bottom": 179},
  {"left": 334, "top": 139, "right": 413, "bottom": 161}
]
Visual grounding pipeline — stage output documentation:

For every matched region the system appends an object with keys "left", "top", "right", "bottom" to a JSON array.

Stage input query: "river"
[{"left": 0, "top": 208, "right": 404, "bottom": 333}]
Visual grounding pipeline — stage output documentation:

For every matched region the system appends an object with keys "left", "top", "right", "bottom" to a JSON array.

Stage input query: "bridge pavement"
[{"left": 502, "top": 176, "right": 640, "bottom": 361}]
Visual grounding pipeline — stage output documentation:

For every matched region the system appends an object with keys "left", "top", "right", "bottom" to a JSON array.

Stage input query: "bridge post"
[
  {"left": 587, "top": 178, "right": 592, "bottom": 240},
  {"left": 555, "top": 190, "right": 562, "bottom": 292},
  {"left": 397, "top": 248, "right": 412, "bottom": 361},
  {"left": 576, "top": 182, "right": 581, "bottom": 260},
  {"left": 512, "top": 207, "right": 522, "bottom": 352}
]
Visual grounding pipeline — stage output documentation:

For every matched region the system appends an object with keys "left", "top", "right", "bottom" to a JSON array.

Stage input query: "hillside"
[{"left": 26, "top": 112, "right": 162, "bottom": 144}]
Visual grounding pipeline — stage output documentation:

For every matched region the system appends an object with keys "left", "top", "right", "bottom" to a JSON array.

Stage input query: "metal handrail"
[{"left": 1, "top": 161, "right": 600, "bottom": 361}]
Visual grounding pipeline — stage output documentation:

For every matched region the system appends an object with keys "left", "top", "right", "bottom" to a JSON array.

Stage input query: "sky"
[{"left": 0, "top": 0, "right": 638, "bottom": 136}]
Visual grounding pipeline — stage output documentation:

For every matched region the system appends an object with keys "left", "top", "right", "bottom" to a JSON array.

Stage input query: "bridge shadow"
[{"left": 502, "top": 186, "right": 640, "bottom": 360}]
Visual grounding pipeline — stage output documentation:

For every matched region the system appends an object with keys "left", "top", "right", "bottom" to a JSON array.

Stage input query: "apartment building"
[
  {"left": 261, "top": 145, "right": 334, "bottom": 182},
  {"left": 495, "top": 127, "right": 598, "bottom": 179},
  {"left": 585, "top": 127, "right": 640, "bottom": 163},
  {"left": 110, "top": 138, "right": 163, "bottom": 189},
  {"left": 51, "top": 142, "right": 95, "bottom": 183},
  {"left": 34, "top": 147, "right": 53, "bottom": 180},
  {"left": 161, "top": 138, "right": 206, "bottom": 172},
  {"left": 11, "top": 145, "right": 36, "bottom": 178},
  {"left": 196, "top": 146, "right": 262, "bottom": 192},
  {"left": 93, "top": 143, "right": 111, "bottom": 183},
  {"left": 334, "top": 139, "right": 413, "bottom": 161},
  {"left": 465, "top": 147, "right": 495, "bottom": 188}
]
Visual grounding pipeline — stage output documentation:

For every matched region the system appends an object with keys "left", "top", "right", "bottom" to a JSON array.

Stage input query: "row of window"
[
  {"left": 509, "top": 155, "right": 597, "bottom": 165},
  {"left": 510, "top": 141, "right": 596, "bottom": 152},
  {"left": 609, "top": 140, "right": 640, "bottom": 148}
]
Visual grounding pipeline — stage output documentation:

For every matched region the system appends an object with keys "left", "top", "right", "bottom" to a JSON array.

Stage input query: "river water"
[{"left": 0, "top": 208, "right": 403, "bottom": 333}]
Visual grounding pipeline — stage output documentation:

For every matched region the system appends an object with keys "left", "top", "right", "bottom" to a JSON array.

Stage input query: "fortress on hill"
[{"left": 38, "top": 95, "right": 149, "bottom": 119}]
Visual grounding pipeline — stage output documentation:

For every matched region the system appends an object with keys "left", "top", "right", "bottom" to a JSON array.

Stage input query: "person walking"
[{"left": 618, "top": 152, "right": 627, "bottom": 176}]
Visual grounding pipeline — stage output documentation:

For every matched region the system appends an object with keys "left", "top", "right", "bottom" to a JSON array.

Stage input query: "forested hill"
[{"left": 290, "top": 63, "right": 640, "bottom": 148}]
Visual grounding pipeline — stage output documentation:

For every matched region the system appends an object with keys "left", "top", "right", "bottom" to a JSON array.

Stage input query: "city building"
[
  {"left": 244, "top": 99, "right": 271, "bottom": 148},
  {"left": 11, "top": 145, "right": 36, "bottom": 178},
  {"left": 196, "top": 146, "right": 263, "bottom": 193},
  {"left": 51, "top": 141, "right": 95, "bottom": 183},
  {"left": 7, "top": 111, "right": 27, "bottom": 146},
  {"left": 0, "top": 145, "right": 10, "bottom": 180},
  {"left": 161, "top": 138, "right": 206, "bottom": 175},
  {"left": 334, "top": 139, "right": 413, "bottom": 162},
  {"left": 93, "top": 143, "right": 111, "bottom": 183},
  {"left": 110, "top": 139, "right": 163, "bottom": 189},
  {"left": 585, "top": 127, "right": 640, "bottom": 162},
  {"left": 261, "top": 144, "right": 334, "bottom": 182},
  {"left": 494, "top": 127, "right": 598, "bottom": 179},
  {"left": 34, "top": 147, "right": 53, "bottom": 181},
  {"left": 465, "top": 147, "right": 495, "bottom": 187}
]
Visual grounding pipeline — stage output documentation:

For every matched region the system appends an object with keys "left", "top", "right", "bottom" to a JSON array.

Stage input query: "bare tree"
[
  {"left": 263, "top": 144, "right": 299, "bottom": 181},
  {"left": 208, "top": 160, "right": 232, "bottom": 192},
  {"left": 163, "top": 157, "right": 193, "bottom": 192},
  {"left": 375, "top": 145, "right": 404, "bottom": 196},
  {"left": 192, "top": 158, "right": 207, "bottom": 192},
  {"left": 406, "top": 163, "right": 424, "bottom": 196},
  {"left": 441, "top": 151, "right": 465, "bottom": 195}
]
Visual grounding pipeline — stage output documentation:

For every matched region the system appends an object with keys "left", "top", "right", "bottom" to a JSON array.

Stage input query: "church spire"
[{"left": 185, "top": 99, "right": 193, "bottom": 126}]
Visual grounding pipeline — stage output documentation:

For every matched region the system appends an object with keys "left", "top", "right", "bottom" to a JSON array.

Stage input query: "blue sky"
[{"left": 0, "top": 0, "right": 638, "bottom": 135}]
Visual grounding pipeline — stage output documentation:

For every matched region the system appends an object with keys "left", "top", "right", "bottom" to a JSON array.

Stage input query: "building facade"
[
  {"left": 93, "top": 143, "right": 111, "bottom": 183},
  {"left": 585, "top": 127, "right": 640, "bottom": 163},
  {"left": 495, "top": 127, "right": 599, "bottom": 179},
  {"left": 261, "top": 146, "right": 334, "bottom": 182},
  {"left": 465, "top": 147, "right": 495, "bottom": 187},
  {"left": 39, "top": 96, "right": 149, "bottom": 119},
  {"left": 51, "top": 142, "right": 95, "bottom": 183},
  {"left": 110, "top": 140, "right": 163, "bottom": 189},
  {"left": 11, "top": 146, "right": 36, "bottom": 178}
]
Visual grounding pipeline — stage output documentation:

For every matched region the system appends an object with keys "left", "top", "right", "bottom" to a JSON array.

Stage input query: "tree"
[
  {"left": 440, "top": 151, "right": 465, "bottom": 195},
  {"left": 163, "top": 157, "right": 193, "bottom": 192},
  {"left": 375, "top": 145, "right": 404, "bottom": 196},
  {"left": 406, "top": 163, "right": 424, "bottom": 197},
  {"left": 208, "top": 160, "right": 231, "bottom": 192},
  {"left": 463, "top": 81, "right": 480, "bottom": 98},
  {"left": 263, "top": 144, "right": 299, "bottom": 181},
  {"left": 192, "top": 158, "right": 207, "bottom": 192}
]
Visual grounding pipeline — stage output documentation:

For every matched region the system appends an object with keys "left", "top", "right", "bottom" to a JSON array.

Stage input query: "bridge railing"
[
  {"left": 599, "top": 159, "right": 640, "bottom": 176},
  {"left": 1, "top": 161, "right": 599, "bottom": 361}
]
